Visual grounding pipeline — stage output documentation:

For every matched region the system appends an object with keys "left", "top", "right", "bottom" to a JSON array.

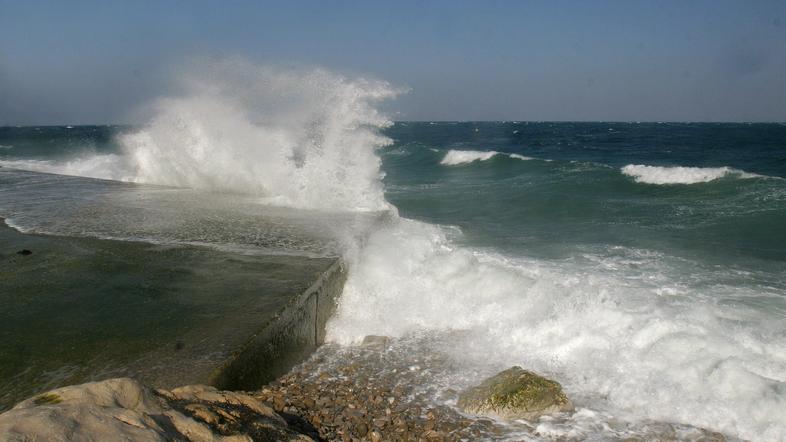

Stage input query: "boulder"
[
  {"left": 457, "top": 366, "right": 573, "bottom": 420},
  {"left": 0, "top": 378, "right": 314, "bottom": 441}
]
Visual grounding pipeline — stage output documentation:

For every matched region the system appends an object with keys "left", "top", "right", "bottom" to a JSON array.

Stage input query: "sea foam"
[
  {"left": 621, "top": 164, "right": 759, "bottom": 185},
  {"left": 327, "top": 217, "right": 786, "bottom": 441}
]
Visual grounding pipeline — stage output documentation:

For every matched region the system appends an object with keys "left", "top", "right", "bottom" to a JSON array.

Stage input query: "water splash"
[
  {"left": 121, "top": 61, "right": 399, "bottom": 211},
  {"left": 4, "top": 60, "right": 400, "bottom": 211}
]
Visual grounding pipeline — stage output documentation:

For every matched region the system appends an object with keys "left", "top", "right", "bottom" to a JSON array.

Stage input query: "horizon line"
[{"left": 2, "top": 120, "right": 786, "bottom": 128}]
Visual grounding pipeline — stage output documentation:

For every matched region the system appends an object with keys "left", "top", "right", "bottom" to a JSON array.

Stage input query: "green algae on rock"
[
  {"left": 32, "top": 393, "right": 62, "bottom": 406},
  {"left": 457, "top": 366, "right": 573, "bottom": 420}
]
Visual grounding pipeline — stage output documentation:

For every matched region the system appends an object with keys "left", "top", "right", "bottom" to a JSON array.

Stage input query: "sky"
[{"left": 1, "top": 0, "right": 785, "bottom": 124}]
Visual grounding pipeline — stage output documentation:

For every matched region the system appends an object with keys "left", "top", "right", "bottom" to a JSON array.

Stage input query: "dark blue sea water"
[{"left": 1, "top": 122, "right": 785, "bottom": 440}]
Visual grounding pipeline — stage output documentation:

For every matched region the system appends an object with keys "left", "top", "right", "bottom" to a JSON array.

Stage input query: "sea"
[{"left": 0, "top": 65, "right": 785, "bottom": 440}]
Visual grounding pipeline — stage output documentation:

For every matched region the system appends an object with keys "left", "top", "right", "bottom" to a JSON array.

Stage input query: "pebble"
[
  {"left": 253, "top": 341, "right": 727, "bottom": 441},
  {"left": 254, "top": 344, "right": 503, "bottom": 441}
]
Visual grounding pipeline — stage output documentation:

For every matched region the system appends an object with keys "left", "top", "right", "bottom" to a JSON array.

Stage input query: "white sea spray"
[{"left": 2, "top": 60, "right": 399, "bottom": 212}]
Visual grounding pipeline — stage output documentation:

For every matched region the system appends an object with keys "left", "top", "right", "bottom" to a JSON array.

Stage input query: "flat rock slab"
[
  {"left": 0, "top": 221, "right": 341, "bottom": 410},
  {"left": 0, "top": 377, "right": 314, "bottom": 441}
]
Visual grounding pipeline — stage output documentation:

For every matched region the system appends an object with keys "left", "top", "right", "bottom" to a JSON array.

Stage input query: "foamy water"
[{"left": 327, "top": 217, "right": 786, "bottom": 440}]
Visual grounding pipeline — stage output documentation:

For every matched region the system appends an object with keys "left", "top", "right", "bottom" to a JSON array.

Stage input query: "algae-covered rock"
[{"left": 457, "top": 366, "right": 573, "bottom": 420}]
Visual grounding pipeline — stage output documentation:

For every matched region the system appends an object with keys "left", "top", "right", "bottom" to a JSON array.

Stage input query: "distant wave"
[
  {"left": 621, "top": 164, "right": 761, "bottom": 185},
  {"left": 440, "top": 150, "right": 533, "bottom": 165},
  {"left": 0, "top": 156, "right": 130, "bottom": 180}
]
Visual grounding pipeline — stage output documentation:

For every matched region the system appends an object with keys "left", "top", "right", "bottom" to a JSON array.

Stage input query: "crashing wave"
[
  {"left": 4, "top": 60, "right": 401, "bottom": 211},
  {"left": 327, "top": 216, "right": 786, "bottom": 441}
]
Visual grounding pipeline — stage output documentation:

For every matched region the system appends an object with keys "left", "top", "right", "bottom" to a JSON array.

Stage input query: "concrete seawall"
[
  {"left": 0, "top": 219, "right": 347, "bottom": 409},
  {"left": 210, "top": 259, "right": 346, "bottom": 390}
]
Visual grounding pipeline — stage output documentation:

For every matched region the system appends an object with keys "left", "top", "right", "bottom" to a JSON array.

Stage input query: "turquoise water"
[
  {"left": 382, "top": 122, "right": 786, "bottom": 263},
  {"left": 4, "top": 122, "right": 784, "bottom": 266},
  {"left": 1, "top": 121, "right": 785, "bottom": 440}
]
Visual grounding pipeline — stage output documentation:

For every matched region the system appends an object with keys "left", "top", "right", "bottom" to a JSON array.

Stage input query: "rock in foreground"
[
  {"left": 458, "top": 366, "right": 573, "bottom": 420},
  {"left": 0, "top": 378, "right": 314, "bottom": 441}
]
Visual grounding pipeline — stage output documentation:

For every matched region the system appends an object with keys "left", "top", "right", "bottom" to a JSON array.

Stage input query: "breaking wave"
[
  {"left": 621, "top": 164, "right": 760, "bottom": 185},
  {"left": 440, "top": 150, "right": 533, "bottom": 165},
  {"left": 327, "top": 217, "right": 786, "bottom": 441}
]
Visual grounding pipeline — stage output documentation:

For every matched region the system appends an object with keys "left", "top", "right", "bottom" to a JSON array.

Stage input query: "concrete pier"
[{"left": 0, "top": 221, "right": 346, "bottom": 410}]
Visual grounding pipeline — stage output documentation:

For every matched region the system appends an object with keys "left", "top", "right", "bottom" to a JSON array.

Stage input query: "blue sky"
[{"left": 1, "top": 0, "right": 785, "bottom": 123}]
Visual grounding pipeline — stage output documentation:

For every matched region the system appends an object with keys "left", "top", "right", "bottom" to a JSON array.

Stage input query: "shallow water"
[{"left": 279, "top": 338, "right": 741, "bottom": 441}]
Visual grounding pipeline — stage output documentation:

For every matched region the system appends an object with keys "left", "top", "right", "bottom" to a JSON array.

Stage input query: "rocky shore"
[
  {"left": 0, "top": 336, "right": 732, "bottom": 441},
  {"left": 0, "top": 378, "right": 318, "bottom": 441},
  {"left": 255, "top": 344, "right": 507, "bottom": 441},
  {"left": 253, "top": 340, "right": 728, "bottom": 442},
  {"left": 254, "top": 337, "right": 576, "bottom": 441}
]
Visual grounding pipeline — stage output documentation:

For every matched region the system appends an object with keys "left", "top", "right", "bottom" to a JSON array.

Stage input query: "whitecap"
[
  {"left": 621, "top": 164, "right": 761, "bottom": 185},
  {"left": 440, "top": 150, "right": 498, "bottom": 165},
  {"left": 440, "top": 150, "right": 536, "bottom": 165}
]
